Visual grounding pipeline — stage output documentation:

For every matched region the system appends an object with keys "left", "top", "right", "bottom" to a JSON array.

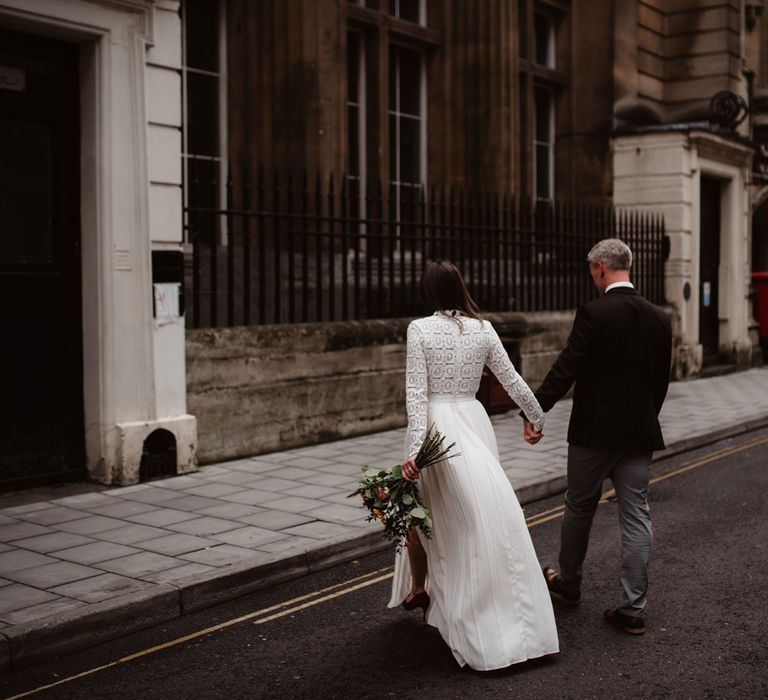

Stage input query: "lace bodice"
[{"left": 405, "top": 313, "right": 544, "bottom": 456}]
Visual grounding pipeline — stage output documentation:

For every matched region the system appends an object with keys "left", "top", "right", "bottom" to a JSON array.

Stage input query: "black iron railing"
[{"left": 184, "top": 165, "right": 666, "bottom": 328}]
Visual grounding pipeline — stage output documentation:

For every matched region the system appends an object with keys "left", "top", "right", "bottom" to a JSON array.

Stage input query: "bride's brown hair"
[{"left": 420, "top": 260, "right": 483, "bottom": 322}]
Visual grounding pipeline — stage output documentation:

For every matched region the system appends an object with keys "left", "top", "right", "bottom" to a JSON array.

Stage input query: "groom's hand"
[{"left": 523, "top": 419, "right": 543, "bottom": 445}]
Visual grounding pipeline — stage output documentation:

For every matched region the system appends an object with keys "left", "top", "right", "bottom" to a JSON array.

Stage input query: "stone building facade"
[
  {"left": 2, "top": 0, "right": 767, "bottom": 486},
  {"left": 191, "top": 0, "right": 767, "bottom": 376}
]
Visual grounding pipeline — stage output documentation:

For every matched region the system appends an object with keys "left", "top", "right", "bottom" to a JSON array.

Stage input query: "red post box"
[
  {"left": 752, "top": 273, "right": 768, "bottom": 360},
  {"left": 753, "top": 272, "right": 768, "bottom": 337}
]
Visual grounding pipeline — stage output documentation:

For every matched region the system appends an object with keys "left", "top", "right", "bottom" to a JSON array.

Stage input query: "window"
[
  {"left": 181, "top": 0, "right": 227, "bottom": 243},
  {"left": 520, "top": 2, "right": 562, "bottom": 200},
  {"left": 389, "top": 0, "right": 426, "bottom": 25},
  {"left": 347, "top": 31, "right": 366, "bottom": 191},
  {"left": 533, "top": 86, "right": 554, "bottom": 201},
  {"left": 533, "top": 12, "right": 555, "bottom": 68},
  {"left": 389, "top": 44, "right": 425, "bottom": 204}
]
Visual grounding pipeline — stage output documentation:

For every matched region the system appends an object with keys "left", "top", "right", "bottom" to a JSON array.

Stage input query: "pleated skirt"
[{"left": 388, "top": 397, "right": 559, "bottom": 670}]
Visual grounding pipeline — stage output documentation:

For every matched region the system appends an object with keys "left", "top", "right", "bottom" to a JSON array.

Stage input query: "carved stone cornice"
[{"left": 689, "top": 130, "right": 755, "bottom": 168}]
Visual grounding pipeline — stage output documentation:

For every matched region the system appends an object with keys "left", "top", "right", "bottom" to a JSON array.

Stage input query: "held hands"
[
  {"left": 523, "top": 419, "right": 544, "bottom": 445},
  {"left": 401, "top": 455, "right": 421, "bottom": 482}
]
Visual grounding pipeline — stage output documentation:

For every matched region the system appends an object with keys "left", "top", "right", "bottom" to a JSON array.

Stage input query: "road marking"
[
  {"left": 524, "top": 435, "right": 768, "bottom": 524},
  {"left": 3, "top": 567, "right": 392, "bottom": 700},
  {"left": 252, "top": 573, "right": 394, "bottom": 625},
  {"left": 601, "top": 435, "right": 768, "bottom": 501},
  {"left": 7, "top": 432, "right": 767, "bottom": 699}
]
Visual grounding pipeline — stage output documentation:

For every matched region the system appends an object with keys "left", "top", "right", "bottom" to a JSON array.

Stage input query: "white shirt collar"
[{"left": 605, "top": 281, "right": 634, "bottom": 293}]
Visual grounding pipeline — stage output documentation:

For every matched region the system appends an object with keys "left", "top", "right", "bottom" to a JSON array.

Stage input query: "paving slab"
[
  {"left": 136, "top": 534, "right": 218, "bottom": 556},
  {"left": 165, "top": 516, "right": 244, "bottom": 536},
  {"left": 182, "top": 483, "right": 250, "bottom": 498},
  {"left": 9, "top": 533, "right": 95, "bottom": 554},
  {"left": 195, "top": 503, "right": 265, "bottom": 520},
  {"left": 210, "top": 526, "right": 286, "bottom": 548},
  {"left": 237, "top": 510, "right": 313, "bottom": 531},
  {"left": 96, "top": 552, "right": 182, "bottom": 578},
  {"left": 217, "top": 489, "right": 283, "bottom": 506},
  {"left": 158, "top": 495, "right": 229, "bottom": 511},
  {"left": 260, "top": 495, "right": 326, "bottom": 514},
  {"left": 0, "top": 550, "right": 61, "bottom": 575},
  {"left": 0, "top": 522, "right": 54, "bottom": 543},
  {"left": 280, "top": 521, "right": 357, "bottom": 540},
  {"left": 138, "top": 563, "right": 216, "bottom": 584},
  {"left": 113, "top": 488, "right": 183, "bottom": 505},
  {"left": 0, "top": 503, "right": 51, "bottom": 516},
  {"left": 5, "top": 562, "right": 103, "bottom": 589},
  {"left": 192, "top": 471, "right": 263, "bottom": 487},
  {"left": 56, "top": 516, "right": 125, "bottom": 535},
  {"left": 221, "top": 459, "right": 282, "bottom": 474},
  {"left": 48, "top": 493, "right": 117, "bottom": 509},
  {"left": 53, "top": 542, "right": 142, "bottom": 565},
  {"left": 282, "top": 484, "right": 344, "bottom": 499},
  {"left": 49, "top": 573, "right": 155, "bottom": 604},
  {"left": 92, "top": 524, "right": 171, "bottom": 545},
  {"left": 125, "top": 508, "right": 201, "bottom": 527},
  {"left": 0, "top": 584, "right": 59, "bottom": 616},
  {"left": 86, "top": 501, "right": 159, "bottom": 519},
  {"left": 1, "top": 597, "right": 86, "bottom": 626},
  {"left": 179, "top": 544, "right": 267, "bottom": 567},
  {"left": 13, "top": 507, "right": 94, "bottom": 526}
]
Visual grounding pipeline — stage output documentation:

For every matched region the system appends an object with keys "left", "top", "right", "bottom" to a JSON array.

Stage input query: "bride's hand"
[{"left": 401, "top": 456, "right": 421, "bottom": 482}]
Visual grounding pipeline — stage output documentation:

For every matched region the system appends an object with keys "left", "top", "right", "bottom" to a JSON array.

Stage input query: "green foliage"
[{"left": 349, "top": 424, "right": 459, "bottom": 552}]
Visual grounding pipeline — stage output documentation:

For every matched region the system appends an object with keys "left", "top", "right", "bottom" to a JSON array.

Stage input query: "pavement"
[{"left": 1, "top": 367, "right": 768, "bottom": 673}]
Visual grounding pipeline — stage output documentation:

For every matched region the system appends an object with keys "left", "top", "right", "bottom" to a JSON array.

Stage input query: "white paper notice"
[{"left": 154, "top": 283, "right": 180, "bottom": 322}]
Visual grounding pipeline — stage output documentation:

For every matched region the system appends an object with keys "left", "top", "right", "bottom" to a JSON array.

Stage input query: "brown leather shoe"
[
  {"left": 603, "top": 608, "right": 645, "bottom": 635},
  {"left": 542, "top": 566, "right": 581, "bottom": 605}
]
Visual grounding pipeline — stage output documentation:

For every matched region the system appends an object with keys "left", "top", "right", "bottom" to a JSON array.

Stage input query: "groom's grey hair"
[{"left": 587, "top": 238, "right": 633, "bottom": 271}]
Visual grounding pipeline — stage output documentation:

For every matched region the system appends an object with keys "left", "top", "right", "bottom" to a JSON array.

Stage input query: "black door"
[
  {"left": 699, "top": 177, "right": 721, "bottom": 366},
  {"left": 0, "top": 29, "right": 85, "bottom": 488}
]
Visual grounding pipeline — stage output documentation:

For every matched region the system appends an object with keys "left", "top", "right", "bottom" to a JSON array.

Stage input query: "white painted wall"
[{"left": 0, "top": 0, "right": 196, "bottom": 484}]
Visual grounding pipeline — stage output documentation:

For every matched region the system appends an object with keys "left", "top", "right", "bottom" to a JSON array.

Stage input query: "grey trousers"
[{"left": 558, "top": 445, "right": 653, "bottom": 617}]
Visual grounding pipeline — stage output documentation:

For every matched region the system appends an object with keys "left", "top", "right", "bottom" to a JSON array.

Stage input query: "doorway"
[
  {"left": 699, "top": 177, "right": 721, "bottom": 366},
  {"left": 0, "top": 28, "right": 85, "bottom": 488}
]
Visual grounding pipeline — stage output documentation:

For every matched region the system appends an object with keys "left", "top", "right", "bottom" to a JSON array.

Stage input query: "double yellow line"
[
  {"left": 7, "top": 433, "right": 768, "bottom": 700},
  {"left": 4, "top": 568, "right": 394, "bottom": 700},
  {"left": 524, "top": 434, "right": 768, "bottom": 527}
]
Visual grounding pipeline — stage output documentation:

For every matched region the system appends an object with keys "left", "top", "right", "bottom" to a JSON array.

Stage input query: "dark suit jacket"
[{"left": 533, "top": 287, "right": 672, "bottom": 451}]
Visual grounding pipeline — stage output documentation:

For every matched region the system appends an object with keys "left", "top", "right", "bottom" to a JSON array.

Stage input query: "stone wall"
[{"left": 188, "top": 307, "right": 678, "bottom": 463}]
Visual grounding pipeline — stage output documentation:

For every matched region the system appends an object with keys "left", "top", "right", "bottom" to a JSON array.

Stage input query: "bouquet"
[{"left": 349, "top": 424, "right": 458, "bottom": 552}]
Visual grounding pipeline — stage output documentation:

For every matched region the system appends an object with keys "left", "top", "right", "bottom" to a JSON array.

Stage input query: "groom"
[{"left": 524, "top": 238, "right": 672, "bottom": 635}]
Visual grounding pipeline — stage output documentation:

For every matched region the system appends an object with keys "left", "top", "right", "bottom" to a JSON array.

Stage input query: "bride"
[{"left": 388, "top": 260, "right": 559, "bottom": 671}]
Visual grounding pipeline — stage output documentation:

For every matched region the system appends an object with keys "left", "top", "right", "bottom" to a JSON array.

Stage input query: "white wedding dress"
[{"left": 387, "top": 312, "right": 559, "bottom": 670}]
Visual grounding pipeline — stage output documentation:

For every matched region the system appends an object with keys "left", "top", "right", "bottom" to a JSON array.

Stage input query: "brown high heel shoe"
[{"left": 402, "top": 591, "right": 430, "bottom": 621}]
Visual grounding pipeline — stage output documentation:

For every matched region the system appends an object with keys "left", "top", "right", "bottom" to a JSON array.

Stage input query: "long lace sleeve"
[
  {"left": 485, "top": 325, "right": 544, "bottom": 433},
  {"left": 405, "top": 321, "right": 428, "bottom": 458}
]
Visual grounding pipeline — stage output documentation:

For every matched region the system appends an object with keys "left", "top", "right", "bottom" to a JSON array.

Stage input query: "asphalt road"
[{"left": 2, "top": 428, "right": 768, "bottom": 700}]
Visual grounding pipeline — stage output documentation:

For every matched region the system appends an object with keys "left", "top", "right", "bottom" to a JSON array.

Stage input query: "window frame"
[
  {"left": 389, "top": 0, "right": 427, "bottom": 26},
  {"left": 532, "top": 84, "right": 555, "bottom": 202},
  {"left": 347, "top": 29, "right": 367, "bottom": 191},
  {"left": 181, "top": 0, "right": 228, "bottom": 244},
  {"left": 533, "top": 10, "right": 556, "bottom": 69},
  {"left": 388, "top": 42, "right": 427, "bottom": 193}
]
